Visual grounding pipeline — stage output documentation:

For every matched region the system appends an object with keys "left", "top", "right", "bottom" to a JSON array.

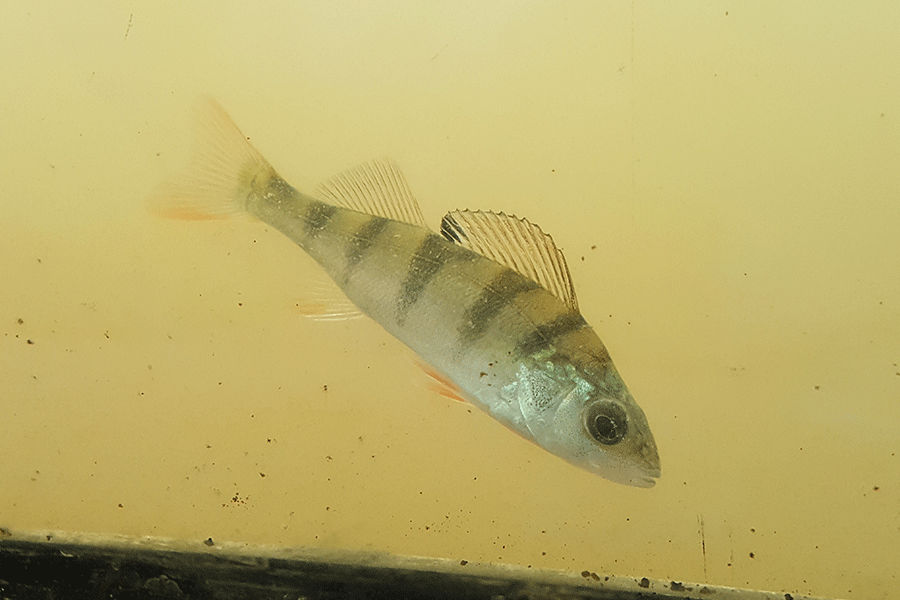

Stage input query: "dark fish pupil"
[
  {"left": 594, "top": 415, "right": 616, "bottom": 439},
  {"left": 585, "top": 402, "right": 628, "bottom": 445}
]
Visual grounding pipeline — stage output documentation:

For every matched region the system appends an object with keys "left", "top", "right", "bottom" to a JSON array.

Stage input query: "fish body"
[{"left": 157, "top": 100, "right": 660, "bottom": 487}]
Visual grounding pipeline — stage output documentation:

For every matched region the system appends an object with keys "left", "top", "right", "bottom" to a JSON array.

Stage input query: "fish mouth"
[
  {"left": 588, "top": 460, "right": 660, "bottom": 488},
  {"left": 635, "top": 473, "right": 659, "bottom": 488},
  {"left": 622, "top": 460, "right": 660, "bottom": 488}
]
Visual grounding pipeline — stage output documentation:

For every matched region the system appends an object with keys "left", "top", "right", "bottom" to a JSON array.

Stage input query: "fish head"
[{"left": 514, "top": 357, "right": 660, "bottom": 487}]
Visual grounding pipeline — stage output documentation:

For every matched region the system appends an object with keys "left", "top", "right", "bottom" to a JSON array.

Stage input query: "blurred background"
[{"left": 1, "top": 2, "right": 898, "bottom": 598}]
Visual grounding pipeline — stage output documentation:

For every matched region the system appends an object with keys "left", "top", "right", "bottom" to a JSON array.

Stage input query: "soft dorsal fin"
[
  {"left": 314, "top": 159, "right": 428, "bottom": 227},
  {"left": 440, "top": 210, "right": 579, "bottom": 312}
]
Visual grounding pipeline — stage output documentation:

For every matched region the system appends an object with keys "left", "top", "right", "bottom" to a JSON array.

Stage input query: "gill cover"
[{"left": 513, "top": 357, "right": 660, "bottom": 487}]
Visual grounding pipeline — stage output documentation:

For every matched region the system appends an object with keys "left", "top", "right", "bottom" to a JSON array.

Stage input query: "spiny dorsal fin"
[
  {"left": 314, "top": 159, "right": 428, "bottom": 227},
  {"left": 440, "top": 210, "right": 579, "bottom": 312}
]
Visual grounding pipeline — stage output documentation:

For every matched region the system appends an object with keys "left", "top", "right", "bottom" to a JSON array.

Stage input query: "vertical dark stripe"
[
  {"left": 345, "top": 216, "right": 391, "bottom": 271},
  {"left": 397, "top": 234, "right": 458, "bottom": 324},
  {"left": 514, "top": 312, "right": 589, "bottom": 359},
  {"left": 265, "top": 175, "right": 297, "bottom": 199},
  {"left": 458, "top": 270, "right": 540, "bottom": 345},
  {"left": 303, "top": 201, "right": 338, "bottom": 236}
]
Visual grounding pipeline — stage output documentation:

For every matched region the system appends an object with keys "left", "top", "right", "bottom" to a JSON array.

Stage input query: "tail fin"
[{"left": 149, "top": 98, "right": 273, "bottom": 221}]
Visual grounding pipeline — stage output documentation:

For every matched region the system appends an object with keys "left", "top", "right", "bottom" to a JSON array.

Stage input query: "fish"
[{"left": 153, "top": 99, "right": 661, "bottom": 487}]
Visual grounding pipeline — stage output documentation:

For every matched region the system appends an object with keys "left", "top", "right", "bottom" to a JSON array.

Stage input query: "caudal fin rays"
[{"left": 149, "top": 98, "right": 273, "bottom": 221}]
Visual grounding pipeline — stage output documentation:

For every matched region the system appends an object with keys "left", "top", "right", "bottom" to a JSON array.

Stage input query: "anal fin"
[{"left": 291, "top": 272, "right": 364, "bottom": 321}]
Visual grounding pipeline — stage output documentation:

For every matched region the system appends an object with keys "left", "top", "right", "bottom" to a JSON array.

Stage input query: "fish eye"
[{"left": 584, "top": 401, "right": 628, "bottom": 445}]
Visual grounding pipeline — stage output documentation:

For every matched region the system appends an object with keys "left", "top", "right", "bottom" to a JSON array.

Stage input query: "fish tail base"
[{"left": 149, "top": 98, "right": 273, "bottom": 221}]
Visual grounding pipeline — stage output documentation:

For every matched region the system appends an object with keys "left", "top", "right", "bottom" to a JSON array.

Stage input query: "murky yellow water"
[{"left": 2, "top": 3, "right": 898, "bottom": 598}]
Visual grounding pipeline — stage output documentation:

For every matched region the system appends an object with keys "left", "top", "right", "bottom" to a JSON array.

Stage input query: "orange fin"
[
  {"left": 290, "top": 277, "right": 364, "bottom": 321},
  {"left": 414, "top": 358, "right": 469, "bottom": 403},
  {"left": 291, "top": 300, "right": 363, "bottom": 321}
]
